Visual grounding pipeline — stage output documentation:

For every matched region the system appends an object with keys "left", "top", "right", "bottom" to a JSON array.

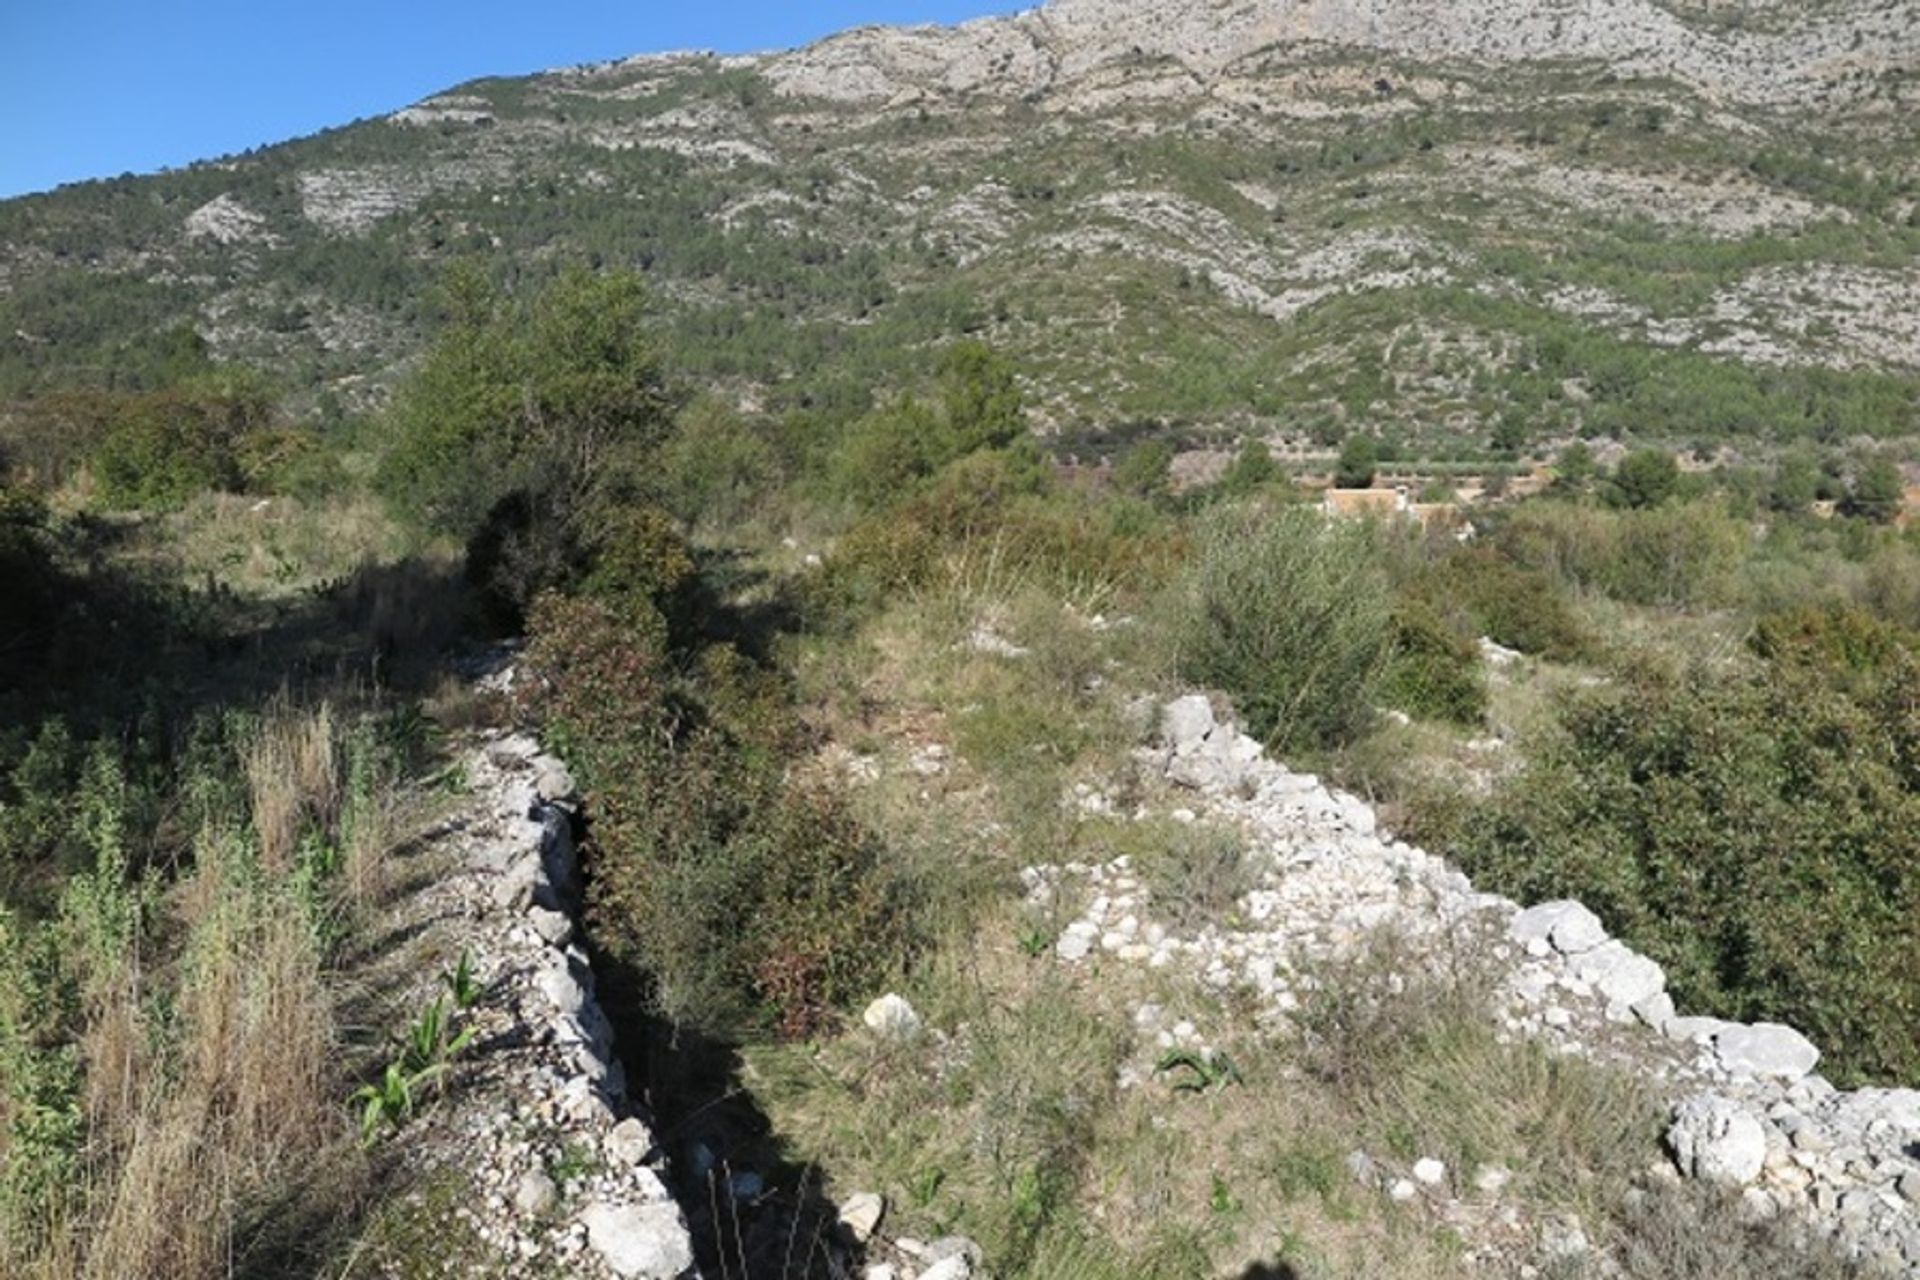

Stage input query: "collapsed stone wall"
[
  {"left": 385, "top": 730, "right": 697, "bottom": 1278},
  {"left": 1032, "top": 694, "right": 1920, "bottom": 1275}
]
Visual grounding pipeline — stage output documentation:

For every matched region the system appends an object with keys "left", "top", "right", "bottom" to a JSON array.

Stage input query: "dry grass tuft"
[
  {"left": 245, "top": 696, "right": 339, "bottom": 874},
  {"left": 2, "top": 692, "right": 412, "bottom": 1280}
]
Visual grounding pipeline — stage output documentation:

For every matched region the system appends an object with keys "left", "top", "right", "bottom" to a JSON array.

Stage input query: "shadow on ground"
[{"left": 595, "top": 949, "right": 860, "bottom": 1279}]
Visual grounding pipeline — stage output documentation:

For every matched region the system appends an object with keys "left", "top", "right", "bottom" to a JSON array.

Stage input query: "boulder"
[
  {"left": 534, "top": 759, "right": 577, "bottom": 801},
  {"left": 606, "top": 1117, "right": 656, "bottom": 1167},
  {"left": 1167, "top": 739, "right": 1244, "bottom": 791},
  {"left": 581, "top": 1201, "right": 695, "bottom": 1278},
  {"left": 862, "top": 993, "right": 923, "bottom": 1040},
  {"left": 1509, "top": 900, "right": 1606, "bottom": 954},
  {"left": 1665, "top": 1014, "right": 1738, "bottom": 1043},
  {"left": 536, "top": 955, "right": 586, "bottom": 1015},
  {"left": 919, "top": 1237, "right": 982, "bottom": 1279},
  {"left": 1668, "top": 1093, "right": 1768, "bottom": 1186},
  {"left": 1161, "top": 695, "right": 1215, "bottom": 751},
  {"left": 1715, "top": 1023, "right": 1820, "bottom": 1080},
  {"left": 1631, "top": 991, "right": 1676, "bottom": 1033},
  {"left": 840, "top": 1190, "right": 886, "bottom": 1242},
  {"left": 514, "top": 1169, "right": 558, "bottom": 1216},
  {"left": 527, "top": 906, "right": 574, "bottom": 947},
  {"left": 1570, "top": 940, "right": 1666, "bottom": 1010}
]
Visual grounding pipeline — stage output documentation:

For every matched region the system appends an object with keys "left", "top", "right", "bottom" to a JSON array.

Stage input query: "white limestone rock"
[
  {"left": 863, "top": 993, "right": 924, "bottom": 1040},
  {"left": 1570, "top": 940, "right": 1666, "bottom": 1010},
  {"left": 581, "top": 1200, "right": 696, "bottom": 1278},
  {"left": 1161, "top": 695, "right": 1215, "bottom": 751},
  {"left": 1509, "top": 900, "right": 1606, "bottom": 954},
  {"left": 1669, "top": 1093, "right": 1769, "bottom": 1187},
  {"left": 1715, "top": 1023, "right": 1820, "bottom": 1080},
  {"left": 514, "top": 1169, "right": 558, "bottom": 1216},
  {"left": 840, "top": 1191, "right": 886, "bottom": 1242}
]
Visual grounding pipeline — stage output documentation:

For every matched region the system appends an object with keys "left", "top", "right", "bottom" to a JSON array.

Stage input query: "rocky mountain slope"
[{"left": 2, "top": 0, "right": 1917, "bottom": 449}]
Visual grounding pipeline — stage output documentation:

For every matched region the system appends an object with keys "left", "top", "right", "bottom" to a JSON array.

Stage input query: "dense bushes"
[
  {"left": 824, "top": 340, "right": 1027, "bottom": 511},
  {"left": 1165, "top": 503, "right": 1391, "bottom": 752},
  {"left": 524, "top": 588, "right": 910, "bottom": 1039},
  {"left": 1399, "top": 545, "right": 1590, "bottom": 661},
  {"left": 1495, "top": 499, "right": 1747, "bottom": 609},
  {"left": 1450, "top": 605, "right": 1920, "bottom": 1084},
  {"left": 1379, "top": 600, "right": 1487, "bottom": 725},
  {"left": 89, "top": 388, "right": 265, "bottom": 510}
]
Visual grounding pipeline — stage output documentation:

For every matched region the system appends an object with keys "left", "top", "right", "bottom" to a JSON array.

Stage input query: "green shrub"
[
  {"left": 822, "top": 341, "right": 1027, "bottom": 512},
  {"left": 378, "top": 267, "right": 674, "bottom": 539},
  {"left": 1605, "top": 448, "right": 1680, "bottom": 510},
  {"left": 1451, "top": 605, "right": 1920, "bottom": 1083},
  {"left": 1220, "top": 438, "right": 1278, "bottom": 496},
  {"left": 653, "top": 399, "right": 778, "bottom": 529},
  {"left": 908, "top": 444, "right": 1052, "bottom": 541},
  {"left": 1401, "top": 546, "right": 1590, "bottom": 661},
  {"left": 91, "top": 389, "right": 257, "bottom": 510},
  {"left": 1164, "top": 503, "right": 1390, "bottom": 752},
  {"left": 1497, "top": 499, "right": 1745, "bottom": 609},
  {"left": 1846, "top": 458, "right": 1904, "bottom": 523},
  {"left": 1113, "top": 439, "right": 1173, "bottom": 498},
  {"left": 1335, "top": 435, "right": 1378, "bottom": 489},
  {"left": 524, "top": 591, "right": 909, "bottom": 1038},
  {"left": 799, "top": 514, "right": 944, "bottom": 632},
  {"left": 1379, "top": 600, "right": 1486, "bottom": 726}
]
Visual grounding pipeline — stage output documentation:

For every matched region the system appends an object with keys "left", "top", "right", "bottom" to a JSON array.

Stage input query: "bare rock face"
[
  {"left": 184, "top": 194, "right": 273, "bottom": 246},
  {"left": 762, "top": 0, "right": 1920, "bottom": 109}
]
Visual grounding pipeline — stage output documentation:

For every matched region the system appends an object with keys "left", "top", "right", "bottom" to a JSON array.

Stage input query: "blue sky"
[{"left": 0, "top": 1, "right": 1026, "bottom": 199}]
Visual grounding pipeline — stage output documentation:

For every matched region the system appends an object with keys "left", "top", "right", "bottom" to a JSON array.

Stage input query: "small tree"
[
  {"left": 1221, "top": 438, "right": 1278, "bottom": 495},
  {"left": 1164, "top": 503, "right": 1391, "bottom": 751},
  {"left": 1335, "top": 435, "right": 1379, "bottom": 489},
  {"left": 1553, "top": 442, "right": 1597, "bottom": 494},
  {"left": 1769, "top": 451, "right": 1821, "bottom": 514},
  {"left": 1847, "top": 459, "right": 1905, "bottom": 524},
  {"left": 377, "top": 266, "right": 674, "bottom": 540},
  {"left": 1607, "top": 448, "right": 1679, "bottom": 510}
]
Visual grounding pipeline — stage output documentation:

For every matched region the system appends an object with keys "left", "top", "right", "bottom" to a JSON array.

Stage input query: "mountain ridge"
[
  {"left": 754, "top": 0, "right": 1919, "bottom": 110},
  {"left": 3, "top": 0, "right": 1916, "bottom": 453}
]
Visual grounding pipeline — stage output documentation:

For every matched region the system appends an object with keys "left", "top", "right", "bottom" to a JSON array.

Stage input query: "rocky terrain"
[
  {"left": 407, "top": 668, "right": 1920, "bottom": 1277},
  {"left": 372, "top": 728, "right": 696, "bottom": 1278},
  {"left": 1024, "top": 691, "right": 1920, "bottom": 1275}
]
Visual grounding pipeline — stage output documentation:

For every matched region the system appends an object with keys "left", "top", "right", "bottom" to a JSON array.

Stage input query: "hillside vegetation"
[{"left": 5, "top": 0, "right": 1920, "bottom": 1276}]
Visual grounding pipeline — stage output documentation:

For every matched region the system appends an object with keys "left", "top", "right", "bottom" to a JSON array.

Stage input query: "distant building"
[
  {"left": 1322, "top": 486, "right": 1469, "bottom": 535},
  {"left": 1322, "top": 487, "right": 1410, "bottom": 519}
]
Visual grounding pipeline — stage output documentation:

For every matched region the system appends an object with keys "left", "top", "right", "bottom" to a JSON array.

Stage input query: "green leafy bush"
[
  {"left": 1165, "top": 503, "right": 1390, "bottom": 752},
  {"left": 1335, "top": 435, "right": 1379, "bottom": 489},
  {"left": 1450, "top": 605, "right": 1920, "bottom": 1083},
  {"left": 823, "top": 340, "right": 1027, "bottom": 511},
  {"left": 1604, "top": 448, "right": 1680, "bottom": 510},
  {"left": 378, "top": 267, "right": 674, "bottom": 540},
  {"left": 1497, "top": 499, "right": 1745, "bottom": 608},
  {"left": 90, "top": 388, "right": 263, "bottom": 510},
  {"left": 1379, "top": 600, "right": 1486, "bottom": 725},
  {"left": 525, "top": 590, "right": 910, "bottom": 1038},
  {"left": 1401, "top": 546, "right": 1590, "bottom": 661},
  {"left": 1220, "top": 438, "right": 1279, "bottom": 496}
]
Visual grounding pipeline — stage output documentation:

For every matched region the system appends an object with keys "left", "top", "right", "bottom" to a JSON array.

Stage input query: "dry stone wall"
[
  {"left": 386, "top": 729, "right": 697, "bottom": 1278},
  {"left": 1029, "top": 693, "right": 1920, "bottom": 1275}
]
